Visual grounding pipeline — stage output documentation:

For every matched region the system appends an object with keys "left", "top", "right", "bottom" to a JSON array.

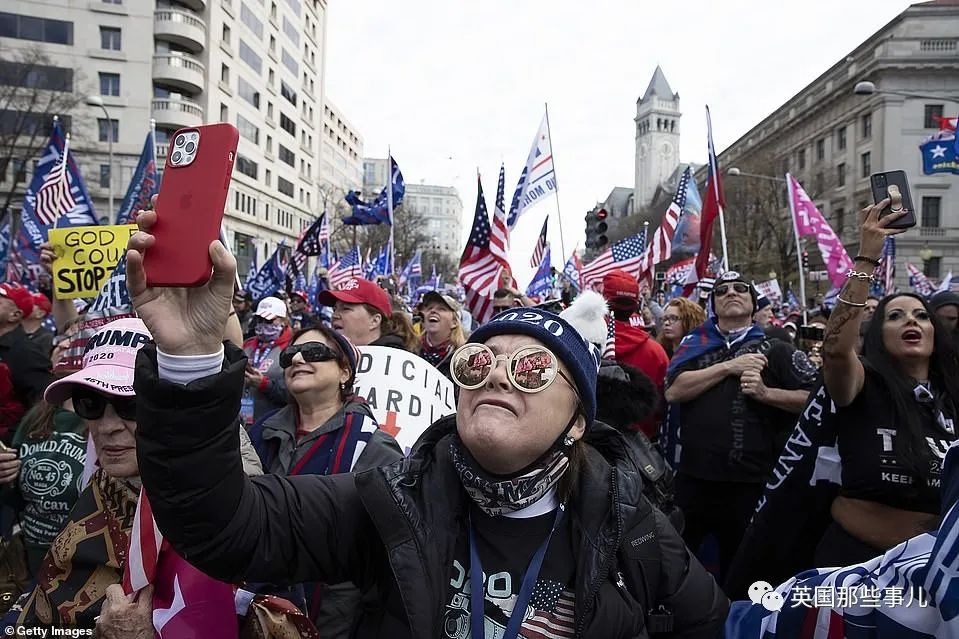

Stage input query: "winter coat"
[
  {"left": 250, "top": 400, "right": 402, "bottom": 638},
  {"left": 609, "top": 320, "right": 669, "bottom": 438},
  {"left": 370, "top": 332, "right": 407, "bottom": 350},
  {"left": 242, "top": 327, "right": 293, "bottom": 423},
  {"left": 135, "top": 343, "right": 728, "bottom": 639}
]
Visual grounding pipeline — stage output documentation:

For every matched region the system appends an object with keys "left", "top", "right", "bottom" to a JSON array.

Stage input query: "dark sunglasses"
[
  {"left": 715, "top": 282, "right": 750, "bottom": 297},
  {"left": 280, "top": 342, "right": 340, "bottom": 369},
  {"left": 72, "top": 387, "right": 137, "bottom": 420}
]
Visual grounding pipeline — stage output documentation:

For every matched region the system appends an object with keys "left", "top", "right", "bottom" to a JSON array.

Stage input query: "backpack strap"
[{"left": 616, "top": 498, "right": 674, "bottom": 635}]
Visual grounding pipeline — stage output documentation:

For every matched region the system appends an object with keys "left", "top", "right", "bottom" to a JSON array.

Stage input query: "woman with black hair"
[{"left": 820, "top": 199, "right": 959, "bottom": 566}]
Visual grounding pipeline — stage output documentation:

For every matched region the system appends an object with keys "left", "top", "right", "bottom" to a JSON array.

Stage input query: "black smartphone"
[
  {"left": 798, "top": 326, "right": 825, "bottom": 343},
  {"left": 869, "top": 170, "right": 916, "bottom": 229}
]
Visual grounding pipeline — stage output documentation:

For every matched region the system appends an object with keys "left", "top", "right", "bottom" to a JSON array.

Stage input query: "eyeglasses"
[
  {"left": 715, "top": 282, "right": 750, "bottom": 297},
  {"left": 72, "top": 387, "right": 137, "bottom": 421},
  {"left": 662, "top": 315, "right": 682, "bottom": 324},
  {"left": 450, "top": 343, "right": 576, "bottom": 394},
  {"left": 279, "top": 342, "right": 340, "bottom": 369}
]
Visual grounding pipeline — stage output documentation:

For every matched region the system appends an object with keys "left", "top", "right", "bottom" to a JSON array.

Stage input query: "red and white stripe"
[
  {"left": 34, "top": 139, "right": 77, "bottom": 226},
  {"left": 123, "top": 489, "right": 163, "bottom": 594},
  {"left": 522, "top": 590, "right": 576, "bottom": 639},
  {"left": 490, "top": 164, "right": 511, "bottom": 274},
  {"left": 460, "top": 256, "right": 502, "bottom": 324}
]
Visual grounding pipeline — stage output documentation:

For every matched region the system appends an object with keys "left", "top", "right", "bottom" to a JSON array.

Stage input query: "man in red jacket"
[{"left": 602, "top": 270, "right": 669, "bottom": 439}]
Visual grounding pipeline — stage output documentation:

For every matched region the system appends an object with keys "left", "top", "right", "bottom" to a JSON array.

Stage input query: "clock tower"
[{"left": 635, "top": 66, "right": 681, "bottom": 209}]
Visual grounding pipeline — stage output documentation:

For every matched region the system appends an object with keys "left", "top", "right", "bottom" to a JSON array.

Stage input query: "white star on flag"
[{"left": 931, "top": 145, "right": 947, "bottom": 159}]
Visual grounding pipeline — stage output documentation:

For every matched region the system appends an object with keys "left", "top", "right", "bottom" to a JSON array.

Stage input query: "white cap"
[{"left": 255, "top": 296, "right": 287, "bottom": 320}]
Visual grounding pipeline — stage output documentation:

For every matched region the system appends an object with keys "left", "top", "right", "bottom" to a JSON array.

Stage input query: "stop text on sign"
[{"left": 49, "top": 224, "right": 137, "bottom": 299}]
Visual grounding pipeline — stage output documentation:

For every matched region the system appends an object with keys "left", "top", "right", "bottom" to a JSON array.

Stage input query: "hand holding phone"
[
  {"left": 869, "top": 171, "right": 916, "bottom": 229},
  {"left": 145, "top": 123, "right": 239, "bottom": 287}
]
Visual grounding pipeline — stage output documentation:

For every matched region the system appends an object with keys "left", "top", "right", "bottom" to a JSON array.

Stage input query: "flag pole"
[
  {"left": 786, "top": 174, "right": 809, "bottom": 325},
  {"left": 543, "top": 102, "right": 567, "bottom": 262},
  {"left": 387, "top": 147, "right": 395, "bottom": 278}
]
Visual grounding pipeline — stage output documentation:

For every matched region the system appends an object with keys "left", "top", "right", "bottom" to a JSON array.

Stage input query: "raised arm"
[{"left": 822, "top": 200, "right": 905, "bottom": 407}]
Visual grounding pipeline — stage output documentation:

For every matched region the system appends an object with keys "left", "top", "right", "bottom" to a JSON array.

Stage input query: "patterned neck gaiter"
[{"left": 449, "top": 435, "right": 569, "bottom": 517}]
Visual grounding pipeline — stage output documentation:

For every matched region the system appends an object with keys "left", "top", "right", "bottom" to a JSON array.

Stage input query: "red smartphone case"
[{"left": 145, "top": 123, "right": 239, "bottom": 287}]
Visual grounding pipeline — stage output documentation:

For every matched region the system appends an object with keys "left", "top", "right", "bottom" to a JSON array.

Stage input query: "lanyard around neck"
[{"left": 468, "top": 505, "right": 565, "bottom": 639}]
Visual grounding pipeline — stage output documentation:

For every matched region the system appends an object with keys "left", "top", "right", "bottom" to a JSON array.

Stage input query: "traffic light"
[
  {"left": 585, "top": 208, "right": 609, "bottom": 250},
  {"left": 801, "top": 251, "right": 809, "bottom": 269}
]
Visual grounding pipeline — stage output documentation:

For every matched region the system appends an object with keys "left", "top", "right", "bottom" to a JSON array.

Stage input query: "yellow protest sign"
[{"left": 49, "top": 224, "right": 137, "bottom": 299}]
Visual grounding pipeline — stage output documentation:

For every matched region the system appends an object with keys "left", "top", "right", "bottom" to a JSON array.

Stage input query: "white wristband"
[{"left": 157, "top": 347, "right": 225, "bottom": 385}]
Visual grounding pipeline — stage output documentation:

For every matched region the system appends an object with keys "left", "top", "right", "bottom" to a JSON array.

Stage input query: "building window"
[
  {"left": 97, "top": 118, "right": 118, "bottom": 142},
  {"left": 264, "top": 169, "right": 271, "bottom": 186},
  {"left": 280, "top": 81, "right": 296, "bottom": 105},
  {"left": 239, "top": 41, "right": 262, "bottom": 74},
  {"left": 269, "top": 35, "right": 276, "bottom": 53},
  {"left": 798, "top": 148, "right": 805, "bottom": 170},
  {"left": 236, "top": 114, "right": 259, "bottom": 144},
  {"left": 102, "top": 0, "right": 121, "bottom": 4},
  {"left": 237, "top": 76, "right": 260, "bottom": 108},
  {"left": 0, "top": 61, "right": 73, "bottom": 91},
  {"left": 279, "top": 113, "right": 295, "bottom": 136},
  {"left": 860, "top": 152, "right": 871, "bottom": 178},
  {"left": 281, "top": 49, "right": 298, "bottom": 74},
  {"left": 282, "top": 16, "right": 299, "bottom": 45},
  {"left": 220, "top": 63, "right": 229, "bottom": 83},
  {"left": 235, "top": 154, "right": 258, "bottom": 179},
  {"left": 924, "top": 104, "right": 944, "bottom": 129},
  {"left": 219, "top": 103, "right": 228, "bottom": 122},
  {"left": 834, "top": 207, "right": 845, "bottom": 236},
  {"left": 278, "top": 144, "right": 295, "bottom": 166},
  {"left": 98, "top": 72, "right": 119, "bottom": 96},
  {"left": 99, "top": 164, "right": 110, "bottom": 188},
  {"left": 277, "top": 176, "right": 294, "bottom": 197},
  {"left": 861, "top": 112, "right": 872, "bottom": 139},
  {"left": 815, "top": 172, "right": 824, "bottom": 193},
  {"left": 99, "top": 26, "right": 121, "bottom": 50},
  {"left": 221, "top": 24, "right": 230, "bottom": 43},
  {"left": 816, "top": 138, "right": 825, "bottom": 161},
  {"left": 836, "top": 126, "right": 846, "bottom": 151},
  {"left": 240, "top": 2, "right": 263, "bottom": 38},
  {"left": 267, "top": 102, "right": 274, "bottom": 118},
  {"left": 0, "top": 13, "right": 74, "bottom": 45},
  {"left": 837, "top": 162, "right": 846, "bottom": 187},
  {"left": 925, "top": 257, "right": 941, "bottom": 280},
  {"left": 922, "top": 196, "right": 941, "bottom": 227}
]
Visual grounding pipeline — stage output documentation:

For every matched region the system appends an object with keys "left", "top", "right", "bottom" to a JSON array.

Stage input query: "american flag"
[
  {"left": 34, "top": 136, "right": 77, "bottom": 226},
  {"left": 882, "top": 236, "right": 897, "bottom": 295},
  {"left": 328, "top": 247, "right": 362, "bottom": 289},
  {"left": 123, "top": 490, "right": 162, "bottom": 594},
  {"left": 686, "top": 106, "right": 725, "bottom": 294},
  {"left": 490, "top": 163, "right": 511, "bottom": 274},
  {"left": 636, "top": 167, "right": 690, "bottom": 280},
  {"left": 458, "top": 174, "right": 502, "bottom": 323},
  {"left": 602, "top": 315, "right": 615, "bottom": 359},
  {"left": 530, "top": 217, "right": 549, "bottom": 269},
  {"left": 581, "top": 230, "right": 647, "bottom": 289},
  {"left": 906, "top": 262, "right": 935, "bottom": 298}
]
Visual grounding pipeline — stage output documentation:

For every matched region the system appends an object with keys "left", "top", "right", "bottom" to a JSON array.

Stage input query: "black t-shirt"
[
  {"left": 838, "top": 365, "right": 957, "bottom": 514},
  {"left": 674, "top": 337, "right": 819, "bottom": 483},
  {"left": 443, "top": 504, "right": 578, "bottom": 639}
]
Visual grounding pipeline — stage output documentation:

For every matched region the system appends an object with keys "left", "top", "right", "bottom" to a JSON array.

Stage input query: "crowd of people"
[{"left": 0, "top": 200, "right": 951, "bottom": 637}]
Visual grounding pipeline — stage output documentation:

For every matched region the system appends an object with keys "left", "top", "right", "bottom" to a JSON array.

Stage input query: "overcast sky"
[{"left": 326, "top": 0, "right": 912, "bottom": 285}]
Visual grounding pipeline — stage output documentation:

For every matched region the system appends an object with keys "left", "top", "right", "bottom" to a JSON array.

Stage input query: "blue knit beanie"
[{"left": 468, "top": 309, "right": 601, "bottom": 427}]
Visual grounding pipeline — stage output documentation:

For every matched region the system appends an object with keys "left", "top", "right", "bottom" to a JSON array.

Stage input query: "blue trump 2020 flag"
[
  {"left": 246, "top": 245, "right": 287, "bottom": 300},
  {"left": 526, "top": 244, "right": 553, "bottom": 299},
  {"left": 115, "top": 128, "right": 159, "bottom": 224},
  {"left": 920, "top": 133, "right": 959, "bottom": 176},
  {"left": 342, "top": 157, "right": 405, "bottom": 225},
  {"left": 14, "top": 119, "right": 98, "bottom": 282}
]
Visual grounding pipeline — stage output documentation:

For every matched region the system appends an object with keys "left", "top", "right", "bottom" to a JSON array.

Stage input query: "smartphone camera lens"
[
  {"left": 174, "top": 135, "right": 186, "bottom": 148},
  {"left": 171, "top": 151, "right": 182, "bottom": 164},
  {"left": 185, "top": 141, "right": 196, "bottom": 154}
]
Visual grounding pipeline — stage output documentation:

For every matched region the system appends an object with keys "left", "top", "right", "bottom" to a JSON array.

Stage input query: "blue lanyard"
[
  {"left": 251, "top": 343, "right": 271, "bottom": 370},
  {"left": 468, "top": 505, "right": 565, "bottom": 639}
]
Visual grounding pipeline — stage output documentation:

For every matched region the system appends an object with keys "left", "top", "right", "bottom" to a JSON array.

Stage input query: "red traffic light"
[{"left": 596, "top": 208, "right": 608, "bottom": 220}]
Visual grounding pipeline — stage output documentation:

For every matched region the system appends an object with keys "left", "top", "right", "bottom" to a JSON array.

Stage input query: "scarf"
[
  {"left": 667, "top": 318, "right": 766, "bottom": 380},
  {"left": 450, "top": 435, "right": 569, "bottom": 517},
  {"left": 419, "top": 334, "right": 453, "bottom": 366}
]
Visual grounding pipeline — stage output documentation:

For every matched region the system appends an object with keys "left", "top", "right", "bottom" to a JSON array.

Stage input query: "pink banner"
[
  {"left": 787, "top": 174, "right": 853, "bottom": 289},
  {"left": 152, "top": 546, "right": 238, "bottom": 639}
]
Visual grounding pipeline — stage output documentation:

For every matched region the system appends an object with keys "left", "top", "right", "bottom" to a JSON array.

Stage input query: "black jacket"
[
  {"left": 135, "top": 343, "right": 727, "bottom": 638},
  {"left": 0, "top": 326, "right": 52, "bottom": 408}
]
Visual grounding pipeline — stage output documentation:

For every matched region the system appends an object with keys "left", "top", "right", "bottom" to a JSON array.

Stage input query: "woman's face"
[
  {"left": 89, "top": 401, "right": 138, "bottom": 478},
  {"left": 661, "top": 304, "right": 685, "bottom": 343},
  {"left": 284, "top": 330, "right": 349, "bottom": 399},
  {"left": 422, "top": 301, "right": 457, "bottom": 341},
  {"left": 456, "top": 334, "right": 585, "bottom": 475},
  {"left": 331, "top": 302, "right": 380, "bottom": 346},
  {"left": 881, "top": 296, "right": 935, "bottom": 363}
]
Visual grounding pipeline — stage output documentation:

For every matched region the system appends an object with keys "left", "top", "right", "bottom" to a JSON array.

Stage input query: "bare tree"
[{"left": 0, "top": 45, "right": 83, "bottom": 223}]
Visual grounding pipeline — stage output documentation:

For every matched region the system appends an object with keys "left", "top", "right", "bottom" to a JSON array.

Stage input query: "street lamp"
[
  {"left": 919, "top": 242, "right": 934, "bottom": 264},
  {"left": 85, "top": 95, "right": 114, "bottom": 216},
  {"left": 853, "top": 81, "right": 959, "bottom": 103},
  {"left": 726, "top": 167, "right": 787, "bottom": 183},
  {"left": 768, "top": 270, "right": 778, "bottom": 281}
]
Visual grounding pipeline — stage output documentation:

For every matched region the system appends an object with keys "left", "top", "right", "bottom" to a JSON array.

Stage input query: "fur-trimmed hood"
[{"left": 595, "top": 360, "right": 658, "bottom": 430}]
